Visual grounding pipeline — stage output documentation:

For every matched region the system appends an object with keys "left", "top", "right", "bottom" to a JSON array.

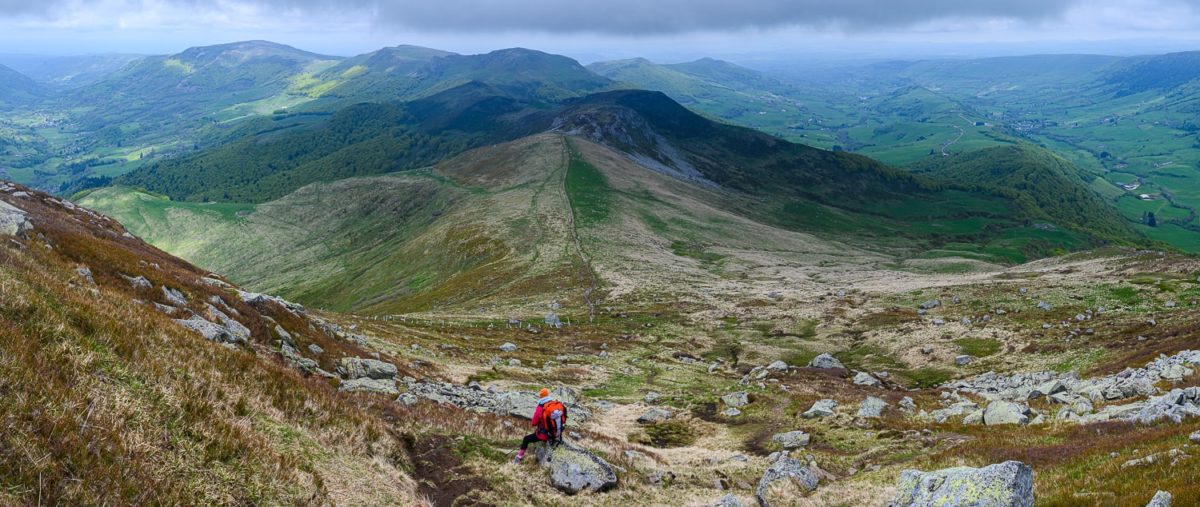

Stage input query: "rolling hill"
[
  {"left": 0, "top": 63, "right": 46, "bottom": 108},
  {"left": 0, "top": 53, "right": 143, "bottom": 88}
]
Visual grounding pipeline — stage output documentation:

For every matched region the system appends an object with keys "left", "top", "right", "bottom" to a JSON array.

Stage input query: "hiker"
[{"left": 514, "top": 388, "right": 567, "bottom": 463}]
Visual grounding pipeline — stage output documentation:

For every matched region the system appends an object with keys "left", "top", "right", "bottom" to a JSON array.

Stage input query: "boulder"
[
  {"left": 889, "top": 460, "right": 1033, "bottom": 507},
  {"left": 984, "top": 401, "right": 1032, "bottom": 426},
  {"left": 755, "top": 455, "right": 819, "bottom": 506},
  {"left": 808, "top": 353, "right": 845, "bottom": 369},
  {"left": 858, "top": 396, "right": 887, "bottom": 418},
  {"left": 536, "top": 442, "right": 618, "bottom": 495},
  {"left": 499, "top": 342, "right": 518, "bottom": 352},
  {"left": 723, "top": 407, "right": 742, "bottom": 417},
  {"left": 1146, "top": 490, "right": 1172, "bottom": 507},
  {"left": 1190, "top": 430, "right": 1200, "bottom": 444},
  {"left": 771, "top": 431, "right": 811, "bottom": 449},
  {"left": 0, "top": 200, "right": 31, "bottom": 236},
  {"left": 919, "top": 300, "right": 942, "bottom": 310},
  {"left": 204, "top": 304, "right": 250, "bottom": 342},
  {"left": 722, "top": 391, "right": 750, "bottom": 408},
  {"left": 802, "top": 399, "right": 838, "bottom": 419},
  {"left": 956, "top": 355, "right": 975, "bottom": 366},
  {"left": 644, "top": 391, "right": 661, "bottom": 404},
  {"left": 339, "top": 378, "right": 399, "bottom": 395},
  {"left": 637, "top": 408, "right": 674, "bottom": 424},
  {"left": 338, "top": 357, "right": 399, "bottom": 380},
  {"left": 124, "top": 275, "right": 152, "bottom": 289},
  {"left": 853, "top": 371, "right": 882, "bottom": 387},
  {"left": 766, "top": 360, "right": 788, "bottom": 372}
]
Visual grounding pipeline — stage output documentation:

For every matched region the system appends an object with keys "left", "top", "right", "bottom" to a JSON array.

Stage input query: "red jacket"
[{"left": 530, "top": 403, "right": 550, "bottom": 440}]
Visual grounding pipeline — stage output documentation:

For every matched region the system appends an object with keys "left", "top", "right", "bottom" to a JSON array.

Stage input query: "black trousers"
[{"left": 520, "top": 433, "right": 544, "bottom": 450}]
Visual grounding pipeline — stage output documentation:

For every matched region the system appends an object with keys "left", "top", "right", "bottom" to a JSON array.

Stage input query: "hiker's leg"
[{"left": 519, "top": 433, "right": 540, "bottom": 451}]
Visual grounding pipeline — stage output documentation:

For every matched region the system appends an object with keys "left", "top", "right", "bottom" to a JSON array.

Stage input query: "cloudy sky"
[{"left": 1, "top": 0, "right": 1199, "bottom": 61}]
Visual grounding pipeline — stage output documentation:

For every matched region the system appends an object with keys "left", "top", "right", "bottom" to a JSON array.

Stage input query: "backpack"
[{"left": 539, "top": 400, "right": 568, "bottom": 442}]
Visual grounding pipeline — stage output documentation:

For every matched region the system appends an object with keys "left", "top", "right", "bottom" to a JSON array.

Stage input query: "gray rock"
[
  {"left": 802, "top": 399, "right": 838, "bottom": 418},
  {"left": 637, "top": 408, "right": 674, "bottom": 424},
  {"left": 919, "top": 300, "right": 942, "bottom": 310},
  {"left": 0, "top": 200, "right": 31, "bottom": 236},
  {"left": 899, "top": 396, "right": 917, "bottom": 411},
  {"left": 275, "top": 325, "right": 295, "bottom": 346},
  {"left": 499, "top": 342, "right": 518, "bottom": 352},
  {"left": 508, "top": 358, "right": 522, "bottom": 367},
  {"left": 339, "top": 378, "right": 399, "bottom": 395},
  {"left": 755, "top": 455, "right": 819, "bottom": 506},
  {"left": 766, "top": 360, "right": 788, "bottom": 372},
  {"left": 858, "top": 396, "right": 887, "bottom": 418},
  {"left": 174, "top": 316, "right": 240, "bottom": 344},
  {"left": 723, "top": 407, "right": 742, "bottom": 417},
  {"left": 808, "top": 353, "right": 845, "bottom": 369},
  {"left": 396, "top": 393, "right": 419, "bottom": 406},
  {"left": 956, "top": 355, "right": 974, "bottom": 366},
  {"left": 338, "top": 357, "right": 398, "bottom": 380},
  {"left": 984, "top": 401, "right": 1032, "bottom": 426},
  {"left": 75, "top": 266, "right": 95, "bottom": 285},
  {"left": 236, "top": 289, "right": 305, "bottom": 314},
  {"left": 308, "top": 343, "right": 324, "bottom": 355},
  {"left": 644, "top": 391, "right": 661, "bottom": 404},
  {"left": 536, "top": 442, "right": 618, "bottom": 494},
  {"left": 124, "top": 275, "right": 152, "bottom": 289},
  {"left": 712, "top": 493, "right": 747, "bottom": 507},
  {"left": 161, "top": 286, "right": 188, "bottom": 306},
  {"left": 1146, "top": 490, "right": 1172, "bottom": 507},
  {"left": 204, "top": 304, "right": 250, "bottom": 342},
  {"left": 889, "top": 460, "right": 1033, "bottom": 507},
  {"left": 853, "top": 371, "right": 882, "bottom": 387},
  {"left": 771, "top": 431, "right": 811, "bottom": 449},
  {"left": 722, "top": 391, "right": 750, "bottom": 408},
  {"left": 1190, "top": 430, "right": 1200, "bottom": 443}
]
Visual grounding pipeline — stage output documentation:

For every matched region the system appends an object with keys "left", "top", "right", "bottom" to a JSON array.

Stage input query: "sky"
[{"left": 1, "top": 0, "right": 1199, "bottom": 62}]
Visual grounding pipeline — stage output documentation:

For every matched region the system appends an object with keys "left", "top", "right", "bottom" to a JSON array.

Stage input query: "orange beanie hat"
[{"left": 538, "top": 388, "right": 550, "bottom": 398}]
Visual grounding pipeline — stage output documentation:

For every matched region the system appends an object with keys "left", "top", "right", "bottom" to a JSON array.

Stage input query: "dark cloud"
[
  {"left": 0, "top": 0, "right": 1191, "bottom": 36},
  {"left": 367, "top": 0, "right": 1081, "bottom": 33}
]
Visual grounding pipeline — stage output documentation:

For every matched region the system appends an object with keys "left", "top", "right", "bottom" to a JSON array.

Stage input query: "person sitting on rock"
[{"left": 514, "top": 388, "right": 567, "bottom": 463}]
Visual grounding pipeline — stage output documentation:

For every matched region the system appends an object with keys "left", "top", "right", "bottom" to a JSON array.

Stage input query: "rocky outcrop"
[
  {"left": 339, "top": 378, "right": 399, "bottom": 395},
  {"left": 983, "top": 401, "right": 1032, "bottom": 426},
  {"left": 535, "top": 442, "right": 618, "bottom": 495},
  {"left": 236, "top": 289, "right": 305, "bottom": 314},
  {"left": 175, "top": 316, "right": 243, "bottom": 344},
  {"left": 888, "top": 460, "right": 1033, "bottom": 507},
  {"left": 338, "top": 357, "right": 398, "bottom": 380},
  {"left": 755, "top": 454, "right": 819, "bottom": 506}
]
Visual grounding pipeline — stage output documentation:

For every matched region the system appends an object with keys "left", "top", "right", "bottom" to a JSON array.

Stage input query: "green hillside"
[
  {"left": 910, "top": 144, "right": 1141, "bottom": 242},
  {"left": 0, "top": 64, "right": 46, "bottom": 109}
]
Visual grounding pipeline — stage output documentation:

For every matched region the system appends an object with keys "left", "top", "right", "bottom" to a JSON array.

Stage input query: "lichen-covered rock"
[
  {"left": 771, "top": 431, "right": 810, "bottom": 449},
  {"left": 338, "top": 378, "right": 399, "bottom": 395},
  {"left": 983, "top": 401, "right": 1031, "bottom": 426},
  {"left": 853, "top": 371, "right": 882, "bottom": 387},
  {"left": 858, "top": 396, "right": 887, "bottom": 418},
  {"left": 637, "top": 407, "right": 674, "bottom": 424},
  {"left": 1146, "top": 490, "right": 1172, "bottom": 507},
  {"left": 536, "top": 442, "right": 618, "bottom": 495},
  {"left": 889, "top": 460, "right": 1033, "bottom": 507},
  {"left": 755, "top": 455, "right": 819, "bottom": 506},
  {"left": 0, "top": 200, "right": 31, "bottom": 236},
  {"left": 175, "top": 316, "right": 240, "bottom": 344},
  {"left": 802, "top": 399, "right": 838, "bottom": 418},
  {"left": 722, "top": 391, "right": 750, "bottom": 408},
  {"left": 161, "top": 286, "right": 188, "bottom": 306},
  {"left": 712, "top": 493, "right": 747, "bottom": 507},
  {"left": 338, "top": 357, "right": 398, "bottom": 380},
  {"left": 808, "top": 353, "right": 844, "bottom": 369}
]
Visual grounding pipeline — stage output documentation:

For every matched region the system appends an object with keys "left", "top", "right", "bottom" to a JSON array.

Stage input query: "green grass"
[
  {"left": 564, "top": 144, "right": 613, "bottom": 228},
  {"left": 954, "top": 337, "right": 1002, "bottom": 357}
]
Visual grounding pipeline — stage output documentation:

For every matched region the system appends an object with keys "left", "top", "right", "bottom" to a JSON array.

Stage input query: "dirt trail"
[{"left": 561, "top": 137, "right": 600, "bottom": 322}]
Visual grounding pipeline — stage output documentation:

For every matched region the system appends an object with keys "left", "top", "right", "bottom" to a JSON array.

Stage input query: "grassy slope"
[{"left": 0, "top": 186, "right": 418, "bottom": 505}]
